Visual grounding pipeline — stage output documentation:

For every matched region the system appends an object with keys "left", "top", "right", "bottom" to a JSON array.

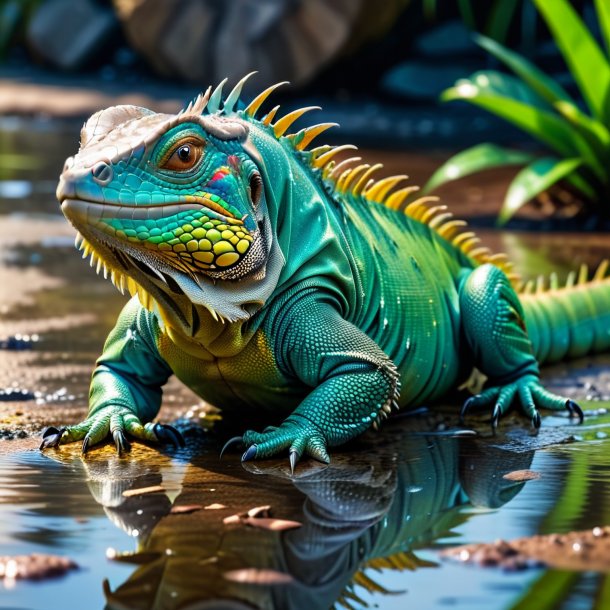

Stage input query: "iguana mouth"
[{"left": 61, "top": 197, "right": 264, "bottom": 278}]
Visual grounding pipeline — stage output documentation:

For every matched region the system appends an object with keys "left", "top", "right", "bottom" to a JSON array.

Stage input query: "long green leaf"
[
  {"left": 594, "top": 0, "right": 610, "bottom": 57},
  {"left": 442, "top": 80, "right": 581, "bottom": 158},
  {"left": 484, "top": 1, "right": 519, "bottom": 45},
  {"left": 554, "top": 101, "right": 610, "bottom": 180},
  {"left": 534, "top": 0, "right": 610, "bottom": 122},
  {"left": 564, "top": 171, "right": 598, "bottom": 201},
  {"left": 423, "top": 143, "right": 534, "bottom": 194},
  {"left": 500, "top": 157, "right": 582, "bottom": 224},
  {"left": 509, "top": 570, "right": 579, "bottom": 610},
  {"left": 475, "top": 34, "right": 575, "bottom": 107}
]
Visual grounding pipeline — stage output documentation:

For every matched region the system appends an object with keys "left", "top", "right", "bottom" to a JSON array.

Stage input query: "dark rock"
[
  {"left": 415, "top": 20, "right": 480, "bottom": 58},
  {"left": 26, "top": 0, "right": 118, "bottom": 70},
  {"left": 382, "top": 60, "right": 480, "bottom": 101}
]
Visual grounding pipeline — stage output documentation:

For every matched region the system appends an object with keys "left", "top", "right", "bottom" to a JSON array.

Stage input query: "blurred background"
[{"left": 0, "top": 0, "right": 597, "bottom": 148}]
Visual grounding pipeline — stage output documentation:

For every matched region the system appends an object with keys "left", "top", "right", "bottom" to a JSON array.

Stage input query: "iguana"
[{"left": 42, "top": 73, "right": 608, "bottom": 470}]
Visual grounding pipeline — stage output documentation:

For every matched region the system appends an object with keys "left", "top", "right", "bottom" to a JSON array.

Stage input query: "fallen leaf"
[
  {"left": 243, "top": 517, "right": 302, "bottom": 531},
  {"left": 223, "top": 514, "right": 242, "bottom": 525},
  {"left": 170, "top": 504, "right": 203, "bottom": 514},
  {"left": 204, "top": 503, "right": 227, "bottom": 510},
  {"left": 502, "top": 470, "right": 541, "bottom": 482},
  {"left": 0, "top": 554, "right": 78, "bottom": 580},
  {"left": 122, "top": 485, "right": 165, "bottom": 497},
  {"left": 223, "top": 568, "right": 294, "bottom": 585},
  {"left": 247, "top": 505, "right": 271, "bottom": 518}
]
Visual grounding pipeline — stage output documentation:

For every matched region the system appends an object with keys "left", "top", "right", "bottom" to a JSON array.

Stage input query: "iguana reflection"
[{"left": 87, "top": 421, "right": 534, "bottom": 610}]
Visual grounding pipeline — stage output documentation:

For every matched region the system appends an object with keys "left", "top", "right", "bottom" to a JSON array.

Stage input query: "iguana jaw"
[{"left": 60, "top": 196, "right": 277, "bottom": 324}]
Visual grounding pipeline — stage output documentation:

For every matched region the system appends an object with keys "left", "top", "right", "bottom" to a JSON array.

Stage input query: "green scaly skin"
[{"left": 41, "top": 75, "right": 609, "bottom": 468}]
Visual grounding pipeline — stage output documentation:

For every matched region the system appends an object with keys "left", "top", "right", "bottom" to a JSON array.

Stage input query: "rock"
[
  {"left": 382, "top": 60, "right": 480, "bottom": 101},
  {"left": 27, "top": 0, "right": 118, "bottom": 70},
  {"left": 415, "top": 20, "right": 480, "bottom": 58}
]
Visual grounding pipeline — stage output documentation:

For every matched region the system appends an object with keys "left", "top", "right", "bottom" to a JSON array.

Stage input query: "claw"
[
  {"left": 241, "top": 444, "right": 257, "bottom": 462},
  {"left": 220, "top": 436, "right": 243, "bottom": 459},
  {"left": 39, "top": 426, "right": 66, "bottom": 450},
  {"left": 491, "top": 404, "right": 501, "bottom": 431},
  {"left": 532, "top": 410, "right": 541, "bottom": 429},
  {"left": 289, "top": 450, "right": 298, "bottom": 475},
  {"left": 82, "top": 437, "right": 90, "bottom": 455},
  {"left": 153, "top": 423, "right": 185, "bottom": 448},
  {"left": 566, "top": 399, "right": 584, "bottom": 424},
  {"left": 460, "top": 396, "right": 477, "bottom": 424},
  {"left": 113, "top": 430, "right": 131, "bottom": 455}
]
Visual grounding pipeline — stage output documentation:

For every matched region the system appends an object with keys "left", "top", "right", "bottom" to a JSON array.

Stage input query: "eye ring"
[{"left": 160, "top": 138, "right": 204, "bottom": 172}]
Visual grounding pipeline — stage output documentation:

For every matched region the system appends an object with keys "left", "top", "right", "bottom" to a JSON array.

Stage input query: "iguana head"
[
  {"left": 57, "top": 74, "right": 349, "bottom": 326},
  {"left": 56, "top": 76, "right": 295, "bottom": 324}
]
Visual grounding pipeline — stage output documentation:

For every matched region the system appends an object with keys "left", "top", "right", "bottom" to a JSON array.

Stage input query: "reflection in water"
[{"left": 69, "top": 419, "right": 535, "bottom": 610}]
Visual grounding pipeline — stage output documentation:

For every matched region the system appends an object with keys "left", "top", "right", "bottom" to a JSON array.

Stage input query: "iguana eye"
[{"left": 161, "top": 139, "right": 204, "bottom": 171}]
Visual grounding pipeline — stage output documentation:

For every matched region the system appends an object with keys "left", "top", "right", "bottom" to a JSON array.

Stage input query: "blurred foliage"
[
  {"left": 425, "top": 0, "right": 610, "bottom": 224},
  {"left": 0, "top": 0, "right": 40, "bottom": 59},
  {"left": 423, "top": 0, "right": 537, "bottom": 48}
]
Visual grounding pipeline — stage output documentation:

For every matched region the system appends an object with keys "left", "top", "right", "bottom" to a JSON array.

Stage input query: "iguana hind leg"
[{"left": 458, "top": 264, "right": 583, "bottom": 429}]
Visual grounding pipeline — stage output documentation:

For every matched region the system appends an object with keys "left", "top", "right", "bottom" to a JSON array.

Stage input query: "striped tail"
[{"left": 520, "top": 261, "right": 610, "bottom": 365}]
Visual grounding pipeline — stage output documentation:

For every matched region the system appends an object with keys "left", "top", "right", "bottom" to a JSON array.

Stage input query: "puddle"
[{"left": 0, "top": 117, "right": 609, "bottom": 609}]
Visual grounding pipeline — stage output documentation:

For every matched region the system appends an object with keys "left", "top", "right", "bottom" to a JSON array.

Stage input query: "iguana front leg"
[
  {"left": 239, "top": 299, "right": 400, "bottom": 471},
  {"left": 458, "top": 264, "right": 583, "bottom": 428},
  {"left": 40, "top": 297, "right": 183, "bottom": 454}
]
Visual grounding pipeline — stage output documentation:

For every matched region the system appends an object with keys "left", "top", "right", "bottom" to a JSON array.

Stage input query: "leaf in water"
[
  {"left": 122, "top": 485, "right": 165, "bottom": 497},
  {"left": 170, "top": 504, "right": 203, "bottom": 514},
  {"left": 223, "top": 514, "right": 242, "bottom": 525},
  {"left": 204, "top": 503, "right": 227, "bottom": 510},
  {"left": 0, "top": 553, "right": 78, "bottom": 579},
  {"left": 223, "top": 568, "right": 294, "bottom": 585},
  {"left": 247, "top": 504, "right": 272, "bottom": 518},
  {"left": 243, "top": 517, "right": 302, "bottom": 531},
  {"left": 503, "top": 470, "right": 541, "bottom": 482}
]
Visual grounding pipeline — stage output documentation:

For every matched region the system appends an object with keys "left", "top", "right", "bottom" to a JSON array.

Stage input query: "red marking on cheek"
[
  {"left": 209, "top": 166, "right": 231, "bottom": 183},
  {"left": 227, "top": 155, "right": 240, "bottom": 170}
]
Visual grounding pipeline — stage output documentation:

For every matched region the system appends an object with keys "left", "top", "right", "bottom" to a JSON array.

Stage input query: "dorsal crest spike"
[
  {"left": 181, "top": 86, "right": 212, "bottom": 115},
  {"left": 420, "top": 204, "right": 447, "bottom": 225},
  {"left": 353, "top": 164, "right": 383, "bottom": 196},
  {"left": 207, "top": 78, "right": 228, "bottom": 114},
  {"left": 294, "top": 123, "right": 338, "bottom": 151},
  {"left": 329, "top": 157, "right": 362, "bottom": 180},
  {"left": 273, "top": 106, "right": 320, "bottom": 138},
  {"left": 365, "top": 175, "right": 409, "bottom": 202},
  {"left": 593, "top": 259, "right": 609, "bottom": 281},
  {"left": 577, "top": 264, "right": 588, "bottom": 285},
  {"left": 312, "top": 145, "right": 358, "bottom": 169},
  {"left": 244, "top": 81, "right": 289, "bottom": 118},
  {"left": 386, "top": 186, "right": 419, "bottom": 210},
  {"left": 223, "top": 72, "right": 257, "bottom": 114},
  {"left": 340, "top": 164, "right": 370, "bottom": 193},
  {"left": 263, "top": 105, "right": 280, "bottom": 126}
]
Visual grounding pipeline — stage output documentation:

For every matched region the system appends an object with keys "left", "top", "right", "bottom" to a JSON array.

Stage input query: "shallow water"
[{"left": 1, "top": 118, "right": 610, "bottom": 610}]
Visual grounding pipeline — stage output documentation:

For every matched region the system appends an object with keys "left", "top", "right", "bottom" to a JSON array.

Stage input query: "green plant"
[{"left": 424, "top": 0, "right": 610, "bottom": 223}]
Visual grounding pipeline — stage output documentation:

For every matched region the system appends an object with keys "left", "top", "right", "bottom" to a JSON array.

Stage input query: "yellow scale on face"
[{"left": 145, "top": 220, "right": 253, "bottom": 270}]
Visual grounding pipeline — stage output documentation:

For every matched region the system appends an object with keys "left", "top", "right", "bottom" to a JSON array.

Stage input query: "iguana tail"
[{"left": 520, "top": 261, "right": 610, "bottom": 365}]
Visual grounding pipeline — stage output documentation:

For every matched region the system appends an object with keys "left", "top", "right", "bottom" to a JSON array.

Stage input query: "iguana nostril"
[
  {"left": 62, "top": 156, "right": 74, "bottom": 173},
  {"left": 91, "top": 161, "right": 113, "bottom": 185}
]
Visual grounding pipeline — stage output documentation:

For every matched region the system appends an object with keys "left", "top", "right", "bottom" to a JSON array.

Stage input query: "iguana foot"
[
  {"left": 460, "top": 374, "right": 584, "bottom": 430},
  {"left": 39, "top": 406, "right": 185, "bottom": 455},
  {"left": 241, "top": 417, "right": 331, "bottom": 473}
]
